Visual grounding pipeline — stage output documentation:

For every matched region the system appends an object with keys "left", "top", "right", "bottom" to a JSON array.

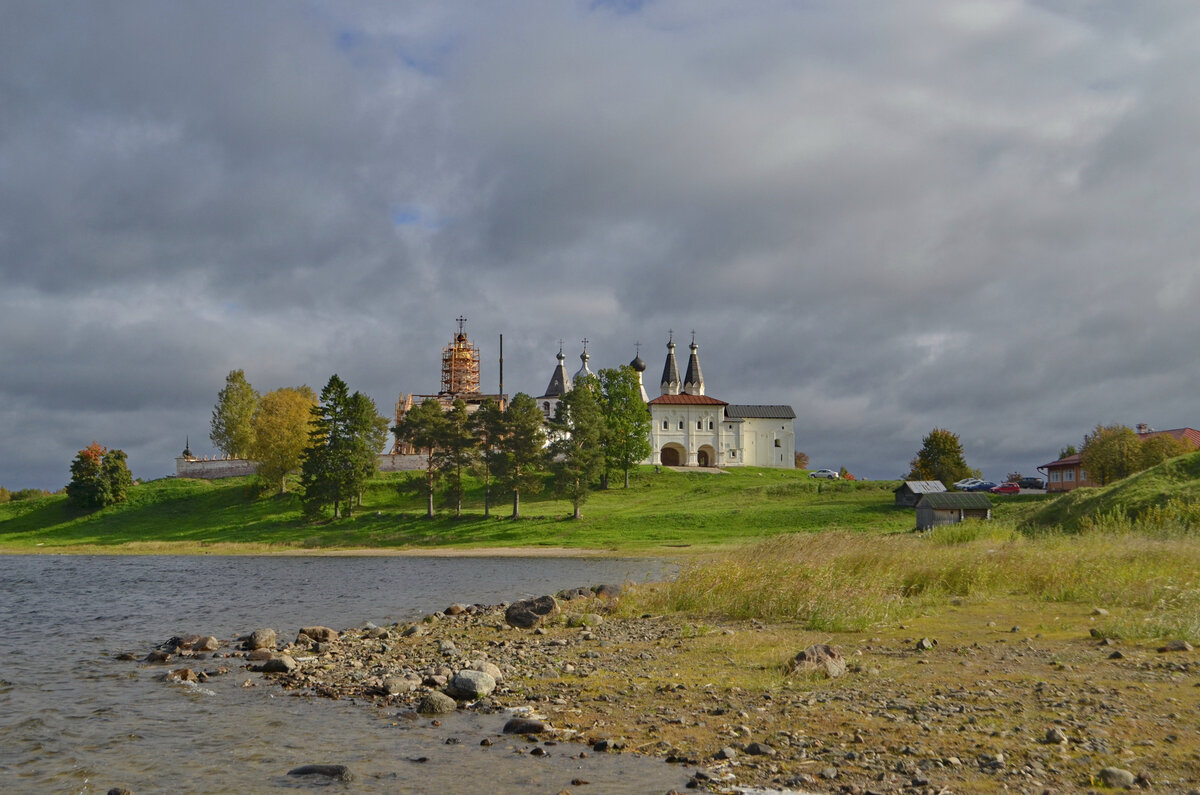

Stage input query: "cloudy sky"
[{"left": 3, "top": 1, "right": 1199, "bottom": 490}]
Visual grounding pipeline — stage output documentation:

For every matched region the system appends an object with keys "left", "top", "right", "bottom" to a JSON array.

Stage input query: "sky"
[{"left": 3, "top": 1, "right": 1199, "bottom": 491}]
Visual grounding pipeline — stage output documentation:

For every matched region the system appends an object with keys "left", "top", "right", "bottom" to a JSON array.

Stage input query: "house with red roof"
[
  {"left": 645, "top": 334, "right": 795, "bottom": 468},
  {"left": 1039, "top": 424, "right": 1200, "bottom": 492}
]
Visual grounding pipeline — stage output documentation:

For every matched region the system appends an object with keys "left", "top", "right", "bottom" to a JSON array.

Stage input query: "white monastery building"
[{"left": 539, "top": 333, "right": 796, "bottom": 469}]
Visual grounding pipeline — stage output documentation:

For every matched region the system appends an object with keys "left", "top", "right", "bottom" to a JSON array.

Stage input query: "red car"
[{"left": 990, "top": 482, "right": 1020, "bottom": 495}]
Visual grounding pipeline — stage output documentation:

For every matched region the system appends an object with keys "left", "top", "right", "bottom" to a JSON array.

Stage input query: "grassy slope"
[
  {"left": 1026, "top": 449, "right": 1200, "bottom": 532},
  {"left": 0, "top": 467, "right": 926, "bottom": 552}
]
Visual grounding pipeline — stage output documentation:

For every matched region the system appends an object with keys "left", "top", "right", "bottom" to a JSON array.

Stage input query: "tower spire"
[
  {"left": 683, "top": 331, "right": 705, "bottom": 396},
  {"left": 660, "top": 331, "right": 681, "bottom": 396}
]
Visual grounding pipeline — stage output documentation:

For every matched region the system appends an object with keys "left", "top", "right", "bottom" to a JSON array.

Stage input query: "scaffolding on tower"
[{"left": 440, "top": 316, "right": 481, "bottom": 396}]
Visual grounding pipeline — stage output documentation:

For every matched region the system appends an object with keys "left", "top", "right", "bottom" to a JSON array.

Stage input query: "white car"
[
  {"left": 953, "top": 478, "right": 982, "bottom": 489},
  {"left": 809, "top": 469, "right": 839, "bottom": 479}
]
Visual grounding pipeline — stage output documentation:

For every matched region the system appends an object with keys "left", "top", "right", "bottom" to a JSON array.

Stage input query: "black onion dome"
[{"left": 630, "top": 355, "right": 646, "bottom": 372}]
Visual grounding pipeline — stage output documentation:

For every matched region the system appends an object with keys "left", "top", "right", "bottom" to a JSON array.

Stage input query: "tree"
[
  {"left": 907, "top": 428, "right": 973, "bottom": 486},
  {"left": 300, "top": 375, "right": 357, "bottom": 519},
  {"left": 550, "top": 375, "right": 605, "bottom": 519},
  {"left": 249, "top": 386, "right": 317, "bottom": 494},
  {"left": 470, "top": 399, "right": 506, "bottom": 519},
  {"left": 439, "top": 399, "right": 478, "bottom": 518},
  {"left": 1139, "top": 433, "right": 1191, "bottom": 470},
  {"left": 494, "top": 393, "right": 547, "bottom": 520},
  {"left": 1058, "top": 445, "right": 1077, "bottom": 459},
  {"left": 66, "top": 442, "right": 133, "bottom": 509},
  {"left": 210, "top": 369, "right": 259, "bottom": 458},
  {"left": 1080, "top": 424, "right": 1141, "bottom": 486},
  {"left": 345, "top": 390, "right": 388, "bottom": 509},
  {"left": 597, "top": 366, "right": 652, "bottom": 489},
  {"left": 794, "top": 451, "right": 810, "bottom": 470},
  {"left": 395, "top": 398, "right": 449, "bottom": 519}
]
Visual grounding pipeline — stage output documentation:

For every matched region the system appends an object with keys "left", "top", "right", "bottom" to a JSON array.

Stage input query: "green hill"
[
  {"left": 1025, "top": 450, "right": 1200, "bottom": 534},
  {"left": 0, "top": 467, "right": 918, "bottom": 553}
]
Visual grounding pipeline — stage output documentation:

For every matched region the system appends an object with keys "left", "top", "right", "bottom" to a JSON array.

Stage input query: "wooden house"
[
  {"left": 894, "top": 480, "right": 946, "bottom": 508},
  {"left": 914, "top": 492, "right": 992, "bottom": 531}
]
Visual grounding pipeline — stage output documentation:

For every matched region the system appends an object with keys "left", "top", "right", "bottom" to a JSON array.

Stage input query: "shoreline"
[
  {"left": 0, "top": 543, "right": 669, "bottom": 558},
  {"left": 139, "top": 587, "right": 1200, "bottom": 793}
]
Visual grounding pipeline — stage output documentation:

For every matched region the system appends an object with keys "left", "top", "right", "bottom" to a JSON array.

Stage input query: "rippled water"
[{"left": 0, "top": 555, "right": 688, "bottom": 794}]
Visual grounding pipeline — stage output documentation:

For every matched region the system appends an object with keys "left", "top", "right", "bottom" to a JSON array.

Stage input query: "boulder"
[
  {"left": 785, "top": 644, "right": 847, "bottom": 678},
  {"left": 445, "top": 670, "right": 496, "bottom": 700},
  {"left": 163, "top": 668, "right": 200, "bottom": 683},
  {"left": 257, "top": 655, "right": 298, "bottom": 674},
  {"left": 195, "top": 636, "right": 220, "bottom": 652},
  {"left": 383, "top": 676, "right": 417, "bottom": 696},
  {"left": 505, "top": 595, "right": 560, "bottom": 629},
  {"left": 246, "top": 629, "right": 277, "bottom": 651},
  {"left": 503, "top": 717, "right": 546, "bottom": 734},
  {"left": 468, "top": 660, "right": 503, "bottom": 682},
  {"left": 1158, "top": 639, "right": 1193, "bottom": 653},
  {"left": 592, "top": 583, "right": 623, "bottom": 599},
  {"left": 287, "top": 765, "right": 353, "bottom": 782},
  {"left": 1098, "top": 767, "right": 1135, "bottom": 789},
  {"left": 298, "top": 626, "right": 339, "bottom": 644},
  {"left": 417, "top": 691, "right": 458, "bottom": 714}
]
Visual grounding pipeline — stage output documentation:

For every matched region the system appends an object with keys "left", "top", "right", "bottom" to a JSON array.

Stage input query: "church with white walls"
[{"left": 538, "top": 333, "right": 796, "bottom": 469}]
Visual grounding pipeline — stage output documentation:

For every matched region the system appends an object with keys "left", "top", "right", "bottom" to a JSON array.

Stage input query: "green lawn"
[{"left": 0, "top": 467, "right": 927, "bottom": 553}]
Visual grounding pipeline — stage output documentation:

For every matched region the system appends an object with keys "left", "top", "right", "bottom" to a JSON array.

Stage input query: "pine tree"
[
  {"left": 300, "top": 375, "right": 354, "bottom": 519},
  {"left": 395, "top": 398, "right": 448, "bottom": 518},
  {"left": 345, "top": 391, "right": 388, "bottom": 510},
  {"left": 494, "top": 393, "right": 547, "bottom": 520},
  {"left": 550, "top": 375, "right": 605, "bottom": 519},
  {"left": 440, "top": 399, "right": 478, "bottom": 518},
  {"left": 598, "top": 366, "right": 652, "bottom": 488},
  {"left": 470, "top": 399, "right": 506, "bottom": 519}
]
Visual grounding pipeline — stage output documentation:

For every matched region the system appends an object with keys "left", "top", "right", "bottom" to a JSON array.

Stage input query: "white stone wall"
[
  {"left": 176, "top": 453, "right": 425, "bottom": 480},
  {"left": 175, "top": 456, "right": 259, "bottom": 479}
]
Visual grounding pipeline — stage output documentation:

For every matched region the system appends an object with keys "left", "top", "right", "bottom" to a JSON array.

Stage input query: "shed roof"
[
  {"left": 916, "top": 492, "right": 992, "bottom": 509},
  {"left": 725, "top": 404, "right": 796, "bottom": 420},
  {"left": 896, "top": 480, "right": 946, "bottom": 494}
]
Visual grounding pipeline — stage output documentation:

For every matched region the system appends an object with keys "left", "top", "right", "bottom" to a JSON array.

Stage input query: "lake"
[{"left": 0, "top": 554, "right": 692, "bottom": 793}]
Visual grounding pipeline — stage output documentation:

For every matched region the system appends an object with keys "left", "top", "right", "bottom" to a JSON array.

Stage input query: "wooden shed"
[
  {"left": 894, "top": 480, "right": 946, "bottom": 508},
  {"left": 914, "top": 492, "right": 992, "bottom": 531}
]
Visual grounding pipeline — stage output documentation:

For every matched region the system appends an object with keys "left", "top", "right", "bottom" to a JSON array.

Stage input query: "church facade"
[
  {"left": 646, "top": 335, "right": 795, "bottom": 468},
  {"left": 538, "top": 333, "right": 796, "bottom": 469}
]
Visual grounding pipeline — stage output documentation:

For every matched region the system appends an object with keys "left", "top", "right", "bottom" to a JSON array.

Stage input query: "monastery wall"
[
  {"left": 175, "top": 456, "right": 259, "bottom": 479},
  {"left": 176, "top": 454, "right": 424, "bottom": 480}
]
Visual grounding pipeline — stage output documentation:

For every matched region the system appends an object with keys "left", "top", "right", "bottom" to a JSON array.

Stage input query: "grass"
[
  {"left": 0, "top": 467, "right": 917, "bottom": 553},
  {"left": 628, "top": 520, "right": 1200, "bottom": 640}
]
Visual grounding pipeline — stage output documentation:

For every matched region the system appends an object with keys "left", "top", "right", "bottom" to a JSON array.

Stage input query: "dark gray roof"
[
  {"left": 660, "top": 341, "right": 680, "bottom": 392},
  {"left": 916, "top": 492, "right": 992, "bottom": 509},
  {"left": 724, "top": 404, "right": 796, "bottom": 419},
  {"left": 896, "top": 480, "right": 946, "bottom": 494},
  {"left": 683, "top": 343, "right": 704, "bottom": 393},
  {"left": 540, "top": 354, "right": 571, "bottom": 398}
]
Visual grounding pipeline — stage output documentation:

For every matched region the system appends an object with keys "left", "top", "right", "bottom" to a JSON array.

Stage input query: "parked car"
[
  {"left": 809, "top": 469, "right": 839, "bottom": 479},
  {"left": 1017, "top": 476, "right": 1045, "bottom": 490},
  {"left": 953, "top": 477, "right": 983, "bottom": 490},
  {"left": 990, "top": 482, "right": 1020, "bottom": 495},
  {"left": 964, "top": 480, "right": 998, "bottom": 492}
]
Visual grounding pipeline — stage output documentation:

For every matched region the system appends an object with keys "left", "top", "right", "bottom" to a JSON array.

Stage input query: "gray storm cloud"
[{"left": 2, "top": 1, "right": 1198, "bottom": 489}]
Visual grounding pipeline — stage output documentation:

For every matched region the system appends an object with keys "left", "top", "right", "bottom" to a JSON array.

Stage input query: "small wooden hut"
[
  {"left": 914, "top": 492, "right": 992, "bottom": 531},
  {"left": 894, "top": 480, "right": 946, "bottom": 508}
]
